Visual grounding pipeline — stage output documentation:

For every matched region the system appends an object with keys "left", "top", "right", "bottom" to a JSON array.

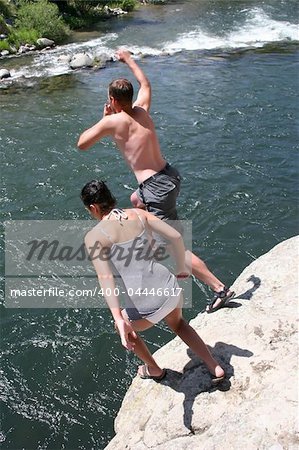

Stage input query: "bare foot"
[{"left": 212, "top": 365, "right": 225, "bottom": 379}]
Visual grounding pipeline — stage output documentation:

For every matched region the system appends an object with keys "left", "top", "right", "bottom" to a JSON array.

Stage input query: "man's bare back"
[
  {"left": 77, "top": 50, "right": 166, "bottom": 184},
  {"left": 103, "top": 106, "right": 166, "bottom": 184}
]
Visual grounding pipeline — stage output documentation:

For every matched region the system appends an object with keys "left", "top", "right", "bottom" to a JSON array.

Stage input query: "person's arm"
[
  {"left": 84, "top": 230, "right": 137, "bottom": 350},
  {"left": 77, "top": 112, "right": 114, "bottom": 151},
  {"left": 140, "top": 210, "right": 189, "bottom": 277},
  {"left": 116, "top": 49, "right": 151, "bottom": 112}
]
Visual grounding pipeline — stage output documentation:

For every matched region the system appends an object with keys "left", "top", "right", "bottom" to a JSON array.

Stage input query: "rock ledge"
[{"left": 105, "top": 236, "right": 299, "bottom": 450}]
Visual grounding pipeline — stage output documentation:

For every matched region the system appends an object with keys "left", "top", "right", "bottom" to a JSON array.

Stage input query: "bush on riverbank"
[
  {"left": 60, "top": 0, "right": 137, "bottom": 28},
  {"left": 0, "top": 0, "right": 139, "bottom": 53},
  {"left": 0, "top": 0, "right": 69, "bottom": 52},
  {"left": 6, "top": 28, "right": 40, "bottom": 49},
  {"left": 0, "top": 0, "right": 15, "bottom": 20},
  {"left": 15, "top": 0, "right": 70, "bottom": 43}
]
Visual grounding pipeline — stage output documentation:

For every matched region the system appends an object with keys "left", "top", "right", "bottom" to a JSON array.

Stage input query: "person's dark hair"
[
  {"left": 81, "top": 180, "right": 116, "bottom": 213},
  {"left": 108, "top": 78, "right": 133, "bottom": 104}
]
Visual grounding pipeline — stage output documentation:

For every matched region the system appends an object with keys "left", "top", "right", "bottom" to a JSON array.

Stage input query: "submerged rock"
[{"left": 105, "top": 236, "right": 299, "bottom": 449}]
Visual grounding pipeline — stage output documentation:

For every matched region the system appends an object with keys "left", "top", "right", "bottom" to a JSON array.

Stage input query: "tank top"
[{"left": 98, "top": 208, "right": 178, "bottom": 316}]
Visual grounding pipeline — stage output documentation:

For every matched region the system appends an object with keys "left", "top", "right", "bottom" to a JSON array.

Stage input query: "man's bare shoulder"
[
  {"left": 107, "top": 111, "right": 132, "bottom": 125},
  {"left": 132, "top": 105, "right": 149, "bottom": 115},
  {"left": 131, "top": 106, "right": 153, "bottom": 124},
  {"left": 99, "top": 112, "right": 129, "bottom": 135}
]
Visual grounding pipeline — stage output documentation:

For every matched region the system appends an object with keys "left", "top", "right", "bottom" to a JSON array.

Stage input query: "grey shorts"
[{"left": 135, "top": 163, "right": 181, "bottom": 220}]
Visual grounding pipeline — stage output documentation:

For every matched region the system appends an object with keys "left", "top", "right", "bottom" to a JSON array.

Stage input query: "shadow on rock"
[
  {"left": 236, "top": 274, "right": 261, "bottom": 300},
  {"left": 159, "top": 342, "right": 253, "bottom": 432},
  {"left": 225, "top": 274, "right": 262, "bottom": 309}
]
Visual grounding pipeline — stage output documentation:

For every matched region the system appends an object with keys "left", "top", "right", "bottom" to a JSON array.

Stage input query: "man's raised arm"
[{"left": 116, "top": 49, "right": 151, "bottom": 112}]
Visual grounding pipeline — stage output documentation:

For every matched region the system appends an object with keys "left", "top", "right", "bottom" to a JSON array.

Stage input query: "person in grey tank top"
[{"left": 81, "top": 180, "right": 226, "bottom": 383}]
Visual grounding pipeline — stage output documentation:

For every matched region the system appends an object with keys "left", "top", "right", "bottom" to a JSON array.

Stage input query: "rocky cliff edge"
[{"left": 105, "top": 236, "right": 299, "bottom": 450}]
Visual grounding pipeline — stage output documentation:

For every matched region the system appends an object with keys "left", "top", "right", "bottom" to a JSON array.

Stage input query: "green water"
[{"left": 1, "top": 1, "right": 298, "bottom": 448}]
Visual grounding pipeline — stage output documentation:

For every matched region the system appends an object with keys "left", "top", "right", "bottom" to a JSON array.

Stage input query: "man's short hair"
[{"left": 109, "top": 78, "right": 134, "bottom": 104}]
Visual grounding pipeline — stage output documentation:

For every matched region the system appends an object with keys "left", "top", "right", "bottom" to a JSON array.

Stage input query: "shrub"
[
  {"left": 8, "top": 28, "right": 39, "bottom": 47},
  {"left": 0, "top": 39, "right": 10, "bottom": 51},
  {"left": 15, "top": 0, "right": 70, "bottom": 43},
  {"left": 0, "top": 0, "right": 16, "bottom": 20},
  {"left": 120, "top": 0, "right": 136, "bottom": 12},
  {"left": 0, "top": 14, "right": 9, "bottom": 34},
  {"left": 66, "top": 0, "right": 97, "bottom": 15}
]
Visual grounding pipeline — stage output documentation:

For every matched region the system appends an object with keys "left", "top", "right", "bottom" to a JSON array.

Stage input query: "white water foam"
[
  {"left": 227, "top": 8, "right": 299, "bottom": 48},
  {"left": 163, "top": 8, "right": 298, "bottom": 53},
  {"left": 8, "top": 33, "right": 118, "bottom": 80},
  {"left": 6, "top": 9, "right": 299, "bottom": 82}
]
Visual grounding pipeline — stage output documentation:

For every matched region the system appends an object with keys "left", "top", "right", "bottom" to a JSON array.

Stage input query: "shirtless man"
[{"left": 77, "top": 49, "right": 234, "bottom": 312}]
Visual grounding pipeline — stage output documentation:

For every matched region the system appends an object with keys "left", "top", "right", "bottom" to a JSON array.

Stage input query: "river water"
[{"left": 1, "top": 0, "right": 298, "bottom": 448}]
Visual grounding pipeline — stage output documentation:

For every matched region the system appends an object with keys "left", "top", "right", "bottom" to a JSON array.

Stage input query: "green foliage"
[
  {"left": 62, "top": 14, "right": 88, "bottom": 31},
  {"left": 8, "top": 27, "right": 39, "bottom": 46},
  {"left": 0, "top": 0, "right": 16, "bottom": 19},
  {"left": 66, "top": 0, "right": 98, "bottom": 15},
  {"left": 120, "top": 0, "right": 136, "bottom": 12},
  {"left": 57, "top": 1, "right": 137, "bottom": 30},
  {"left": 15, "top": 0, "right": 70, "bottom": 43},
  {"left": 0, "top": 38, "right": 10, "bottom": 51},
  {"left": 64, "top": 0, "right": 136, "bottom": 16},
  {"left": 0, "top": 13, "right": 9, "bottom": 34},
  {"left": 0, "top": 0, "right": 142, "bottom": 52}
]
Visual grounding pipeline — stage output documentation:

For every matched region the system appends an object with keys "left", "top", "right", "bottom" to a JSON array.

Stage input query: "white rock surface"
[
  {"left": 70, "top": 53, "right": 93, "bottom": 69},
  {"left": 105, "top": 236, "right": 299, "bottom": 450},
  {"left": 57, "top": 54, "right": 72, "bottom": 64},
  {"left": 37, "top": 38, "right": 55, "bottom": 48},
  {"left": 0, "top": 69, "right": 10, "bottom": 79}
]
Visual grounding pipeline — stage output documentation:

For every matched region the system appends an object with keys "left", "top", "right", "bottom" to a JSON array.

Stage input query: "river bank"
[
  {"left": 0, "top": 0, "right": 138, "bottom": 57},
  {"left": 0, "top": 1, "right": 135, "bottom": 79}
]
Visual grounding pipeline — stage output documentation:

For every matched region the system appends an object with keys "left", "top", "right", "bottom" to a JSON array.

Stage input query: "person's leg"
[
  {"left": 186, "top": 249, "right": 226, "bottom": 292},
  {"left": 167, "top": 247, "right": 234, "bottom": 311},
  {"left": 163, "top": 304, "right": 224, "bottom": 378},
  {"left": 121, "top": 310, "right": 164, "bottom": 377}
]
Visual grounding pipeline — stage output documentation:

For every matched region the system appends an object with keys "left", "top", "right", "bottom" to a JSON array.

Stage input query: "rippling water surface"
[{"left": 1, "top": 0, "right": 298, "bottom": 448}]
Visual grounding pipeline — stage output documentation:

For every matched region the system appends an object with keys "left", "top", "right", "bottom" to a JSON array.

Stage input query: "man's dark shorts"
[{"left": 135, "top": 163, "right": 181, "bottom": 220}]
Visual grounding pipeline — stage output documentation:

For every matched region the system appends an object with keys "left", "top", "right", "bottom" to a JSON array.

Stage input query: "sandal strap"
[
  {"left": 214, "top": 286, "right": 229, "bottom": 299},
  {"left": 207, "top": 286, "right": 229, "bottom": 305}
]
